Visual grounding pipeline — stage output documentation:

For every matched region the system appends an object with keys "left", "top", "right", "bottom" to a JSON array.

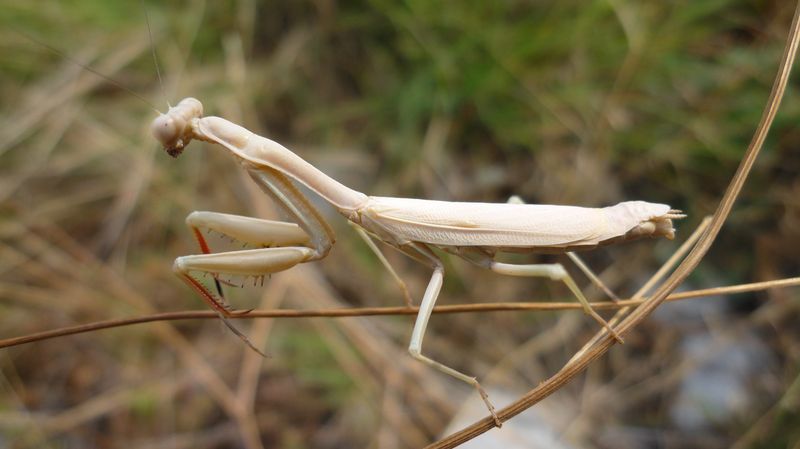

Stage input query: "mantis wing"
[{"left": 362, "top": 197, "right": 672, "bottom": 248}]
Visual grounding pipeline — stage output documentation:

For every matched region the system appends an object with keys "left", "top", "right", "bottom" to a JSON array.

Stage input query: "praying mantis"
[{"left": 152, "top": 97, "right": 684, "bottom": 425}]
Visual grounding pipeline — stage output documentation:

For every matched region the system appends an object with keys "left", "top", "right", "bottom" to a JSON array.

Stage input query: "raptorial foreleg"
[{"left": 175, "top": 211, "right": 317, "bottom": 355}]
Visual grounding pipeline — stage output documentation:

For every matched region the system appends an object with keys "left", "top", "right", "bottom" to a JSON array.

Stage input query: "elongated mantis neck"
[
  {"left": 251, "top": 131, "right": 369, "bottom": 212},
  {"left": 198, "top": 116, "right": 368, "bottom": 213}
]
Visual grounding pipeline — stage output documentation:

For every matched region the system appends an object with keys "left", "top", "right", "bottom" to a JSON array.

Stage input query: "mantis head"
[{"left": 151, "top": 97, "right": 204, "bottom": 158}]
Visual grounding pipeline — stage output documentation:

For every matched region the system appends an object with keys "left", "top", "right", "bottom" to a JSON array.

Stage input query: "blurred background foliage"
[{"left": 1, "top": 0, "right": 799, "bottom": 448}]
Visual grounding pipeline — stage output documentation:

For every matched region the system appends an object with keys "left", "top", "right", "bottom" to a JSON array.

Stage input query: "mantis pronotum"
[{"left": 151, "top": 97, "right": 685, "bottom": 425}]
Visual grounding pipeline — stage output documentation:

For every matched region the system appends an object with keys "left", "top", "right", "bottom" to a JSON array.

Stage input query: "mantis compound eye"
[
  {"left": 151, "top": 114, "right": 184, "bottom": 157},
  {"left": 151, "top": 97, "right": 204, "bottom": 158}
]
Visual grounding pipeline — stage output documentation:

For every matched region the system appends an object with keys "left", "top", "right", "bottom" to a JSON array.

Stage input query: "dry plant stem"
[
  {"left": 429, "top": 3, "right": 800, "bottom": 447},
  {"left": 1, "top": 277, "right": 797, "bottom": 350}
]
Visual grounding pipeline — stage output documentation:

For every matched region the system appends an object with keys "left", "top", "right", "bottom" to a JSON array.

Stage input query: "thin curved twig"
[{"left": 1, "top": 277, "right": 797, "bottom": 350}]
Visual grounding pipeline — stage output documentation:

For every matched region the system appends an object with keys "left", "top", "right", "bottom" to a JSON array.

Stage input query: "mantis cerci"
[{"left": 151, "top": 97, "right": 685, "bottom": 424}]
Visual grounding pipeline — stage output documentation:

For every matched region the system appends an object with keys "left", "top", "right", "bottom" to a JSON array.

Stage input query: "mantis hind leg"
[
  {"left": 403, "top": 243, "right": 502, "bottom": 428},
  {"left": 454, "top": 242, "right": 626, "bottom": 344},
  {"left": 486, "top": 260, "right": 624, "bottom": 343}
]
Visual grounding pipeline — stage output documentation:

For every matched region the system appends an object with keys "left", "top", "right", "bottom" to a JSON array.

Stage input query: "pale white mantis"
[{"left": 152, "top": 97, "right": 684, "bottom": 425}]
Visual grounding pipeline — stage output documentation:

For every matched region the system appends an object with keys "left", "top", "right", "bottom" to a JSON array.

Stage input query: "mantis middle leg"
[
  {"left": 349, "top": 222, "right": 414, "bottom": 308},
  {"left": 404, "top": 243, "right": 502, "bottom": 427}
]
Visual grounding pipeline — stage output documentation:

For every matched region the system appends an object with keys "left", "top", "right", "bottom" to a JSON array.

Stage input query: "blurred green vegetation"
[{"left": 1, "top": 1, "right": 799, "bottom": 448}]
